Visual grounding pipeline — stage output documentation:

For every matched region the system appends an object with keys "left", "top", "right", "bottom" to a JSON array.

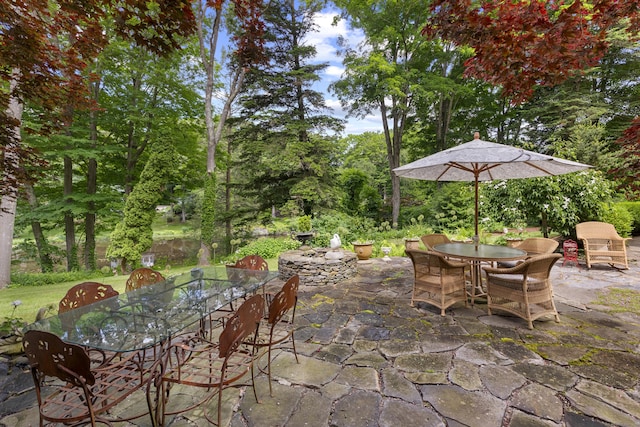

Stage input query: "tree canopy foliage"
[{"left": 423, "top": 0, "right": 640, "bottom": 103}]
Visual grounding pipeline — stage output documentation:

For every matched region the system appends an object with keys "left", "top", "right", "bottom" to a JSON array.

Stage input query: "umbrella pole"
[{"left": 474, "top": 174, "right": 479, "bottom": 249}]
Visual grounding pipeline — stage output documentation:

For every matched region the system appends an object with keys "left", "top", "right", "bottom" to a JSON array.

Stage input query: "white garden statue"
[{"left": 330, "top": 233, "right": 342, "bottom": 250}]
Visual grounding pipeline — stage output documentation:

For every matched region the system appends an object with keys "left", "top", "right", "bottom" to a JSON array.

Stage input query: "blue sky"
[
  {"left": 306, "top": 8, "right": 383, "bottom": 135},
  {"left": 214, "top": 6, "right": 382, "bottom": 135}
]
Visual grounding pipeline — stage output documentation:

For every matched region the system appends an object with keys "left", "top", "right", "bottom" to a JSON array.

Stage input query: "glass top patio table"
[
  {"left": 24, "top": 267, "right": 279, "bottom": 352},
  {"left": 432, "top": 243, "right": 527, "bottom": 305},
  {"left": 432, "top": 243, "right": 527, "bottom": 261}
]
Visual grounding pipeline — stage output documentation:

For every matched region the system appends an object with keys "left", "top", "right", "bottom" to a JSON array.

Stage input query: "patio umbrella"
[{"left": 393, "top": 133, "right": 591, "bottom": 240}]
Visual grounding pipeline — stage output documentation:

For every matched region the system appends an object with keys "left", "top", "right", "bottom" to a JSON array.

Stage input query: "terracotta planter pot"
[
  {"left": 404, "top": 239, "right": 420, "bottom": 251},
  {"left": 352, "top": 243, "right": 373, "bottom": 260}
]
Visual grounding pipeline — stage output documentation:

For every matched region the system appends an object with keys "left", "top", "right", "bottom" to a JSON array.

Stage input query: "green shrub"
[
  {"left": 601, "top": 203, "right": 633, "bottom": 237},
  {"left": 297, "top": 215, "right": 312, "bottom": 232},
  {"left": 402, "top": 215, "right": 434, "bottom": 239},
  {"left": 426, "top": 182, "right": 474, "bottom": 232},
  {"left": 233, "top": 237, "right": 300, "bottom": 260},
  {"left": 311, "top": 212, "right": 377, "bottom": 244},
  {"left": 266, "top": 218, "right": 295, "bottom": 235},
  {"left": 617, "top": 201, "right": 640, "bottom": 234},
  {"left": 10, "top": 270, "right": 107, "bottom": 287}
]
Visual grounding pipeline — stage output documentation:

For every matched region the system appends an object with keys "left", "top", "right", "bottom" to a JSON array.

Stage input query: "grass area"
[
  {"left": 0, "top": 258, "right": 280, "bottom": 325},
  {"left": 0, "top": 265, "right": 194, "bottom": 324}
]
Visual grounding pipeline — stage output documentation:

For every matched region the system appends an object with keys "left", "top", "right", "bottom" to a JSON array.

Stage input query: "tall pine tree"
[{"left": 233, "top": 0, "right": 344, "bottom": 217}]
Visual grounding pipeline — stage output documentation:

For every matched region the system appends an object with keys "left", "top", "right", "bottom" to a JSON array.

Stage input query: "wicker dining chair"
[
  {"left": 125, "top": 267, "right": 165, "bottom": 292},
  {"left": 420, "top": 233, "right": 451, "bottom": 250},
  {"left": 513, "top": 237, "right": 559, "bottom": 256},
  {"left": 406, "top": 249, "right": 468, "bottom": 316},
  {"left": 23, "top": 330, "right": 146, "bottom": 427},
  {"left": 156, "top": 294, "right": 265, "bottom": 426},
  {"left": 497, "top": 237, "right": 559, "bottom": 268},
  {"left": 483, "top": 253, "right": 562, "bottom": 329}
]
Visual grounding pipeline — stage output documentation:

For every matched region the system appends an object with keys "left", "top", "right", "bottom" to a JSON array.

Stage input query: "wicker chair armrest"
[
  {"left": 617, "top": 237, "right": 632, "bottom": 244},
  {"left": 441, "top": 258, "right": 468, "bottom": 269},
  {"left": 483, "top": 261, "right": 527, "bottom": 275}
]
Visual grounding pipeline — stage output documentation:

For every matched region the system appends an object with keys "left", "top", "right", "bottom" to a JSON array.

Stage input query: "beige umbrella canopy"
[{"left": 393, "top": 133, "right": 592, "bottom": 238}]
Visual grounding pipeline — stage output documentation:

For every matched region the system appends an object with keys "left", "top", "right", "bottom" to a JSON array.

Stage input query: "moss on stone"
[
  {"left": 310, "top": 294, "right": 335, "bottom": 309},
  {"left": 595, "top": 288, "right": 640, "bottom": 314}
]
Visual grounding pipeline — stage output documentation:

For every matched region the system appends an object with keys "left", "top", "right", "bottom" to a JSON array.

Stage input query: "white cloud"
[
  {"left": 345, "top": 115, "right": 382, "bottom": 135},
  {"left": 323, "top": 65, "right": 344, "bottom": 78},
  {"left": 307, "top": 10, "right": 364, "bottom": 64},
  {"left": 305, "top": 8, "right": 374, "bottom": 134},
  {"left": 325, "top": 98, "right": 382, "bottom": 135}
]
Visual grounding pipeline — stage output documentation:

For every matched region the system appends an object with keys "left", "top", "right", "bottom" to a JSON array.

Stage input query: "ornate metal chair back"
[{"left": 125, "top": 267, "right": 165, "bottom": 292}]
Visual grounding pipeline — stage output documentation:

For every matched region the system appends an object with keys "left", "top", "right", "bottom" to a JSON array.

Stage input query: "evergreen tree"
[
  {"left": 106, "top": 138, "right": 178, "bottom": 273},
  {"left": 233, "top": 0, "right": 344, "bottom": 217}
]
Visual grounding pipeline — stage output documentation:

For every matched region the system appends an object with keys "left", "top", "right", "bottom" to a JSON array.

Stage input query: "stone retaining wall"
[{"left": 278, "top": 248, "right": 358, "bottom": 286}]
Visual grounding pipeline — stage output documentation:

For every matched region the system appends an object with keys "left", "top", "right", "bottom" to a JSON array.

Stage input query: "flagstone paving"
[{"left": 1, "top": 239, "right": 639, "bottom": 426}]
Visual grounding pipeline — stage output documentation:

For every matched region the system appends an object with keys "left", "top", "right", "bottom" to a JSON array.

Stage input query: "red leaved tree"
[{"left": 423, "top": 0, "right": 640, "bottom": 103}]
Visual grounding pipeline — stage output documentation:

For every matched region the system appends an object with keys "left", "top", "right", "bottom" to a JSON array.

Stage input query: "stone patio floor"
[{"left": 1, "top": 239, "right": 639, "bottom": 427}]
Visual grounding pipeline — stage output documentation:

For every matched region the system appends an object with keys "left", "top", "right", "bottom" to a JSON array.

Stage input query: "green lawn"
[
  {"left": 1, "top": 259, "right": 280, "bottom": 325},
  {"left": 0, "top": 265, "right": 196, "bottom": 324}
]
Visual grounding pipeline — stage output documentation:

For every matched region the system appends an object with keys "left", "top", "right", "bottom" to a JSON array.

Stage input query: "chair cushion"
[
  {"left": 489, "top": 274, "right": 546, "bottom": 291},
  {"left": 496, "top": 260, "right": 524, "bottom": 269}
]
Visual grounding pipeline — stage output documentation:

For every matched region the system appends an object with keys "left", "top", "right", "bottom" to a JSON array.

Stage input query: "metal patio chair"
[
  {"left": 125, "top": 267, "right": 165, "bottom": 292},
  {"left": 153, "top": 293, "right": 265, "bottom": 426},
  {"left": 58, "top": 282, "right": 121, "bottom": 365},
  {"left": 23, "top": 330, "right": 146, "bottom": 427},
  {"left": 249, "top": 274, "right": 300, "bottom": 396}
]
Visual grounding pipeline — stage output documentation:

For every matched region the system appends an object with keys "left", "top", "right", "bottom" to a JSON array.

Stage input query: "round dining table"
[{"left": 432, "top": 243, "right": 527, "bottom": 304}]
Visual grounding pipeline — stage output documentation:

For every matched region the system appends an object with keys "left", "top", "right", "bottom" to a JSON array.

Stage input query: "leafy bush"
[
  {"left": 617, "top": 201, "right": 640, "bottom": 234},
  {"left": 266, "top": 218, "right": 295, "bottom": 235},
  {"left": 311, "top": 212, "right": 377, "bottom": 244},
  {"left": 601, "top": 203, "right": 633, "bottom": 237},
  {"left": 233, "top": 237, "right": 300, "bottom": 260},
  {"left": 10, "top": 270, "right": 107, "bottom": 287},
  {"left": 426, "top": 183, "right": 474, "bottom": 232},
  {"left": 481, "top": 171, "right": 614, "bottom": 236},
  {"left": 297, "top": 215, "right": 312, "bottom": 232},
  {"left": 402, "top": 215, "right": 434, "bottom": 239}
]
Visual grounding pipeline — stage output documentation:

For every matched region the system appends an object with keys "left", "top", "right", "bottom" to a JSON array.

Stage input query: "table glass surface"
[
  {"left": 433, "top": 243, "right": 527, "bottom": 261},
  {"left": 24, "top": 267, "right": 279, "bottom": 352}
]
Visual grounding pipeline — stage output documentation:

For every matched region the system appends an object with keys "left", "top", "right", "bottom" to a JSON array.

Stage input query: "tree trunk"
[
  {"left": 0, "top": 72, "right": 24, "bottom": 288},
  {"left": 84, "top": 75, "right": 101, "bottom": 270},
  {"left": 380, "top": 97, "right": 407, "bottom": 229},
  {"left": 64, "top": 155, "right": 78, "bottom": 271},
  {"left": 225, "top": 140, "right": 232, "bottom": 254},
  {"left": 24, "top": 183, "right": 54, "bottom": 272},
  {"left": 196, "top": 3, "right": 247, "bottom": 265},
  {"left": 84, "top": 157, "right": 97, "bottom": 270},
  {"left": 541, "top": 212, "right": 549, "bottom": 238}
]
